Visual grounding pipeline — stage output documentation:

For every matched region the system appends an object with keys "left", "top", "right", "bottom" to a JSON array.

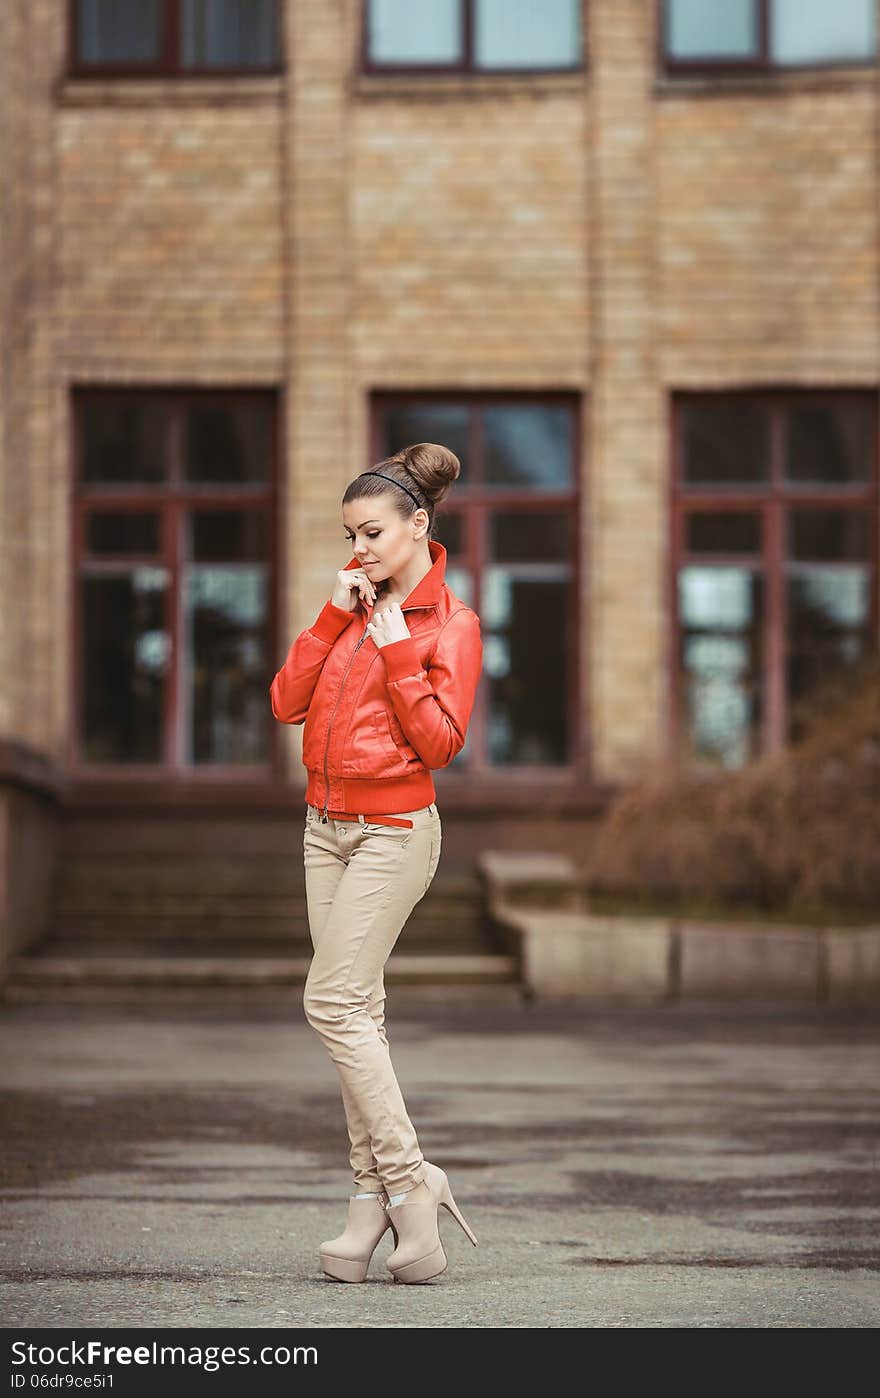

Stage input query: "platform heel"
[{"left": 385, "top": 1160, "right": 478, "bottom": 1284}]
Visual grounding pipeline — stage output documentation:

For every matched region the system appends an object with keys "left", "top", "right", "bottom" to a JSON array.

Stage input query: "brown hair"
[{"left": 343, "top": 442, "right": 461, "bottom": 541}]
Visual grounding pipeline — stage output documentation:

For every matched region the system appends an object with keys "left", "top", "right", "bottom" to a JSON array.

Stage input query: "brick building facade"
[{"left": 1, "top": 1, "right": 878, "bottom": 981}]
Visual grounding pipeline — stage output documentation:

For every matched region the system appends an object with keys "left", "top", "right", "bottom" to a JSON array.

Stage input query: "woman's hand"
[
  {"left": 331, "top": 567, "right": 376, "bottom": 612},
  {"left": 366, "top": 602, "right": 411, "bottom": 648}
]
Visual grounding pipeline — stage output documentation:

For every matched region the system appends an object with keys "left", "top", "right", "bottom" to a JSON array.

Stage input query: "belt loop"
[{"left": 358, "top": 813, "right": 366, "bottom": 825}]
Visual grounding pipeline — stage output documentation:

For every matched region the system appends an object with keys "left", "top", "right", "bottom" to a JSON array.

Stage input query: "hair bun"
[{"left": 393, "top": 442, "right": 460, "bottom": 506}]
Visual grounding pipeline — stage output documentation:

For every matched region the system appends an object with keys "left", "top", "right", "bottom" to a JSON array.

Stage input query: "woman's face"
[{"left": 342, "top": 495, "right": 428, "bottom": 584}]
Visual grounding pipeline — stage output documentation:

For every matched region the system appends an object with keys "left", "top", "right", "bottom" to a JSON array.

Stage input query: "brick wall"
[{"left": 0, "top": 0, "right": 878, "bottom": 788}]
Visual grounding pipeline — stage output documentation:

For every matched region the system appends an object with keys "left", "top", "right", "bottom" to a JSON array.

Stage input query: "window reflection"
[
  {"left": 787, "top": 567, "right": 871, "bottom": 737},
  {"left": 485, "top": 507, "right": 570, "bottom": 764},
  {"left": 80, "top": 568, "right": 169, "bottom": 763},
  {"left": 771, "top": 0, "right": 875, "bottom": 65},
  {"left": 78, "top": 0, "right": 162, "bottom": 63},
  {"left": 678, "top": 566, "right": 763, "bottom": 768},
  {"left": 184, "top": 566, "right": 269, "bottom": 764},
  {"left": 666, "top": 0, "right": 756, "bottom": 58},
  {"left": 367, "top": 0, "right": 461, "bottom": 65},
  {"left": 475, "top": 0, "right": 581, "bottom": 69},
  {"left": 485, "top": 405, "right": 573, "bottom": 489},
  {"left": 184, "top": 510, "right": 269, "bottom": 764},
  {"left": 181, "top": 0, "right": 280, "bottom": 68}
]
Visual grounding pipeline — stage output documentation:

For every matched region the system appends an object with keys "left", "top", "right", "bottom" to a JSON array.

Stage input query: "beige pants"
[{"left": 301, "top": 801, "right": 442, "bottom": 1194}]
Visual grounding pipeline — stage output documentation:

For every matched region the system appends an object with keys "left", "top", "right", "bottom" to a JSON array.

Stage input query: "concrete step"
[
  {"left": 35, "top": 920, "right": 492, "bottom": 955},
  {"left": 54, "top": 855, "right": 481, "bottom": 898},
  {"left": 2, "top": 951, "right": 522, "bottom": 1004}
]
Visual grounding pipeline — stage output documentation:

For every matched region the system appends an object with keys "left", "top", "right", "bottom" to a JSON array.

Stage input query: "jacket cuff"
[
  {"left": 309, "top": 599, "right": 356, "bottom": 645},
  {"left": 380, "top": 636, "right": 424, "bottom": 682}
]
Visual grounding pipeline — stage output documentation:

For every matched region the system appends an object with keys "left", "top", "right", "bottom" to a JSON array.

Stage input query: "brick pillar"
[
  {"left": 0, "top": 0, "right": 63, "bottom": 756},
  {"left": 276, "top": 0, "right": 360, "bottom": 780},
  {"left": 587, "top": 0, "right": 665, "bottom": 783}
]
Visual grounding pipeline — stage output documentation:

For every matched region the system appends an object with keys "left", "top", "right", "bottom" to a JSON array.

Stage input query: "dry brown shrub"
[{"left": 584, "top": 651, "right": 880, "bottom": 919}]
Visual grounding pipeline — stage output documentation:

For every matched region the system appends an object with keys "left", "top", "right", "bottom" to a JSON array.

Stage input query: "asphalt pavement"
[{"left": 1, "top": 995, "right": 878, "bottom": 1328}]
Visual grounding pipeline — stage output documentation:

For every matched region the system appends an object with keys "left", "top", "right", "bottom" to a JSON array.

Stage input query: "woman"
[{"left": 269, "top": 442, "right": 483, "bottom": 1285}]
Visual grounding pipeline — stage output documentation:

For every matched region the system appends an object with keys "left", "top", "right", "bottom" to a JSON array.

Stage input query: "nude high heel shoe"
[
  {"left": 385, "top": 1159, "right": 478, "bottom": 1285},
  {"left": 319, "top": 1190, "right": 399, "bottom": 1283}
]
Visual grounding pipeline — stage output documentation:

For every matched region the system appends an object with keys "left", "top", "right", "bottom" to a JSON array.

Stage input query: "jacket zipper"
[
  {"left": 318, "top": 602, "right": 433, "bottom": 822},
  {"left": 321, "top": 626, "right": 369, "bottom": 821}
]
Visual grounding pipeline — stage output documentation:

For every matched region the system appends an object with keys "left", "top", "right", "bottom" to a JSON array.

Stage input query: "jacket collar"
[{"left": 343, "top": 538, "right": 446, "bottom": 611}]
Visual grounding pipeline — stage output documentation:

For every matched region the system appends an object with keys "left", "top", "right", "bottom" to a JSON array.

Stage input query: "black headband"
[{"left": 360, "top": 470, "right": 427, "bottom": 511}]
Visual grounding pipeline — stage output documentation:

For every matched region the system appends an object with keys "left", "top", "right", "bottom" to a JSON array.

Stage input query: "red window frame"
[
  {"left": 370, "top": 389, "right": 587, "bottom": 796},
  {"left": 70, "top": 385, "right": 280, "bottom": 782},
  {"left": 658, "top": 0, "right": 877, "bottom": 77},
  {"left": 668, "top": 388, "right": 880, "bottom": 764},
  {"left": 67, "top": 0, "right": 284, "bottom": 79},
  {"left": 361, "top": 0, "right": 585, "bottom": 77}
]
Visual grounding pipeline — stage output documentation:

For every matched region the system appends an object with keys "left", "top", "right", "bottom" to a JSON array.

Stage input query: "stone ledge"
[
  {"left": 479, "top": 850, "right": 588, "bottom": 911},
  {"left": 476, "top": 851, "right": 880, "bottom": 1001},
  {"left": 55, "top": 74, "right": 284, "bottom": 108}
]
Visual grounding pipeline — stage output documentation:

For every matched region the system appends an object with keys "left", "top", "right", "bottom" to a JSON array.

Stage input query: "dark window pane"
[
  {"left": 86, "top": 512, "right": 160, "bottom": 557},
  {"left": 787, "top": 566, "right": 872, "bottom": 740},
  {"left": 367, "top": 0, "right": 461, "bottom": 64},
  {"left": 189, "top": 511, "right": 268, "bottom": 563},
  {"left": 183, "top": 400, "right": 272, "bottom": 484},
  {"left": 666, "top": 0, "right": 757, "bottom": 59},
  {"left": 491, "top": 510, "right": 569, "bottom": 563},
  {"left": 680, "top": 400, "right": 769, "bottom": 485},
  {"left": 77, "top": 0, "right": 162, "bottom": 63},
  {"left": 181, "top": 0, "right": 279, "bottom": 68},
  {"left": 475, "top": 0, "right": 580, "bottom": 69},
  {"left": 184, "top": 566, "right": 269, "bottom": 763},
  {"left": 785, "top": 401, "right": 873, "bottom": 484},
  {"left": 485, "top": 404, "right": 573, "bottom": 489},
  {"left": 788, "top": 508, "right": 870, "bottom": 562},
  {"left": 771, "top": 0, "right": 875, "bottom": 65},
  {"left": 485, "top": 512, "right": 571, "bottom": 765},
  {"left": 485, "top": 572, "right": 568, "bottom": 765},
  {"left": 80, "top": 399, "right": 168, "bottom": 484},
  {"left": 678, "top": 565, "right": 763, "bottom": 768},
  {"left": 437, "top": 512, "right": 463, "bottom": 555},
  {"left": 380, "top": 404, "right": 470, "bottom": 483},
  {"left": 685, "top": 511, "right": 761, "bottom": 554},
  {"left": 80, "top": 570, "right": 169, "bottom": 762}
]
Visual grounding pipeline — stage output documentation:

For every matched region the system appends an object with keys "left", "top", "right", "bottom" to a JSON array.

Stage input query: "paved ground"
[{"left": 0, "top": 995, "right": 878, "bottom": 1328}]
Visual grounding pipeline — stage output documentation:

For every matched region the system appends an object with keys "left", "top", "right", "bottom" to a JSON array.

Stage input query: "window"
[
  {"left": 373, "top": 393, "right": 580, "bottom": 774},
  {"left": 73, "top": 388, "right": 278, "bottom": 773},
  {"left": 671, "top": 391, "right": 878, "bottom": 769},
  {"left": 71, "top": 0, "right": 282, "bottom": 75},
  {"left": 662, "top": 0, "right": 876, "bottom": 72},
  {"left": 363, "top": 0, "right": 582, "bottom": 74}
]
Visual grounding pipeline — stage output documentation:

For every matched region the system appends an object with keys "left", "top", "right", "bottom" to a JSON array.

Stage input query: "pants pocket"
[
  {"left": 362, "top": 821, "right": 412, "bottom": 838},
  {"left": 423, "top": 827, "right": 442, "bottom": 894}
]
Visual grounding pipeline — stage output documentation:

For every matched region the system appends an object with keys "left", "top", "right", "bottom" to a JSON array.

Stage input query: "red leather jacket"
[{"left": 269, "top": 539, "right": 483, "bottom": 817}]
